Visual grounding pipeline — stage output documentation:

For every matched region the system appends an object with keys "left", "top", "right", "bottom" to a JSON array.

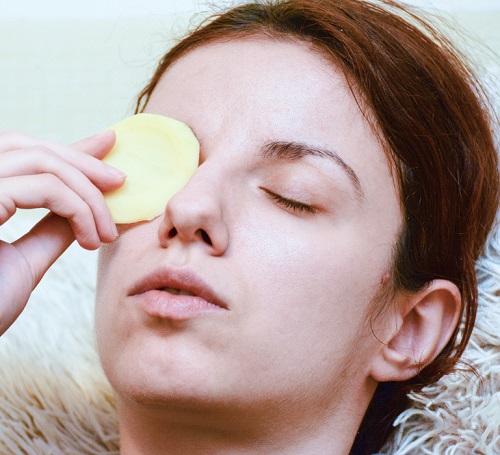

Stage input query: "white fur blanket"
[{"left": 0, "top": 212, "right": 499, "bottom": 454}]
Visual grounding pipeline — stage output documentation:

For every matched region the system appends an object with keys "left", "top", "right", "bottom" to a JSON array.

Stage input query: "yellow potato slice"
[{"left": 103, "top": 113, "right": 199, "bottom": 223}]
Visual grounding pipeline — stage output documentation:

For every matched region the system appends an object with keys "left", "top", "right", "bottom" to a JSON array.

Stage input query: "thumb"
[{"left": 13, "top": 213, "right": 76, "bottom": 287}]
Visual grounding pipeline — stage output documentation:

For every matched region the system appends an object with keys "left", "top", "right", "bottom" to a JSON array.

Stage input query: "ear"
[{"left": 369, "top": 280, "right": 461, "bottom": 383}]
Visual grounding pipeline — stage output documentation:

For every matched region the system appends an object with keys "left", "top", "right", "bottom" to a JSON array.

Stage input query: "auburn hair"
[{"left": 135, "top": 1, "right": 499, "bottom": 452}]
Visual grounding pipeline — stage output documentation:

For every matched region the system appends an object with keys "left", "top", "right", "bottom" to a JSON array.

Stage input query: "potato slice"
[{"left": 103, "top": 113, "right": 199, "bottom": 224}]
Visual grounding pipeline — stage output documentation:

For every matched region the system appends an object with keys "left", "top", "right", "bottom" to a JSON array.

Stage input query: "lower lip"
[{"left": 134, "top": 290, "right": 225, "bottom": 320}]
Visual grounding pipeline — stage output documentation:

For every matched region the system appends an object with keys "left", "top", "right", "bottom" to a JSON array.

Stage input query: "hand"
[{"left": 0, "top": 130, "right": 125, "bottom": 335}]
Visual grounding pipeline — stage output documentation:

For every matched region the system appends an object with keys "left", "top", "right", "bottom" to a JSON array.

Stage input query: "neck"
[{"left": 117, "top": 385, "right": 374, "bottom": 455}]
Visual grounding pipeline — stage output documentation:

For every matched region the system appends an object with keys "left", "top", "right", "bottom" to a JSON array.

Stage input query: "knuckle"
[
  {"left": 40, "top": 173, "right": 61, "bottom": 190},
  {"left": 0, "top": 195, "right": 16, "bottom": 224},
  {"left": 27, "top": 144, "right": 54, "bottom": 158},
  {"left": 20, "top": 146, "right": 56, "bottom": 171},
  {"left": 61, "top": 193, "right": 92, "bottom": 223},
  {"left": 85, "top": 185, "right": 106, "bottom": 206},
  {"left": 71, "top": 208, "right": 99, "bottom": 248},
  {"left": 38, "top": 174, "right": 65, "bottom": 205},
  {"left": 71, "top": 200, "right": 92, "bottom": 220}
]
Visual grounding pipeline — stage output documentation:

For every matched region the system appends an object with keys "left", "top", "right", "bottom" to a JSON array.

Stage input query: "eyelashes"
[{"left": 260, "top": 187, "right": 317, "bottom": 214}]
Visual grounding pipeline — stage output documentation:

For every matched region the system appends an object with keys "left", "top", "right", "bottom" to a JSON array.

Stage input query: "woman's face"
[{"left": 96, "top": 39, "right": 401, "bottom": 418}]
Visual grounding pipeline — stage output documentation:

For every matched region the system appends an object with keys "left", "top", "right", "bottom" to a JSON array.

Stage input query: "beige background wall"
[{"left": 0, "top": 14, "right": 194, "bottom": 143}]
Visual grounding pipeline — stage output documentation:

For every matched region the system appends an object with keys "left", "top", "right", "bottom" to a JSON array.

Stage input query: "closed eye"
[{"left": 260, "top": 187, "right": 317, "bottom": 214}]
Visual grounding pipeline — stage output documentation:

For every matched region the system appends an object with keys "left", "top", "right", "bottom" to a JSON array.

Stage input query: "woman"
[{"left": 0, "top": 0, "right": 498, "bottom": 453}]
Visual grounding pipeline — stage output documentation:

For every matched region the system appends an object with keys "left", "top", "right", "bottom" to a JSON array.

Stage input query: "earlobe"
[{"left": 370, "top": 280, "right": 461, "bottom": 383}]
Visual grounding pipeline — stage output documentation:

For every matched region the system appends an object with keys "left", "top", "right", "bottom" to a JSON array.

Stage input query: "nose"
[{"left": 157, "top": 165, "right": 229, "bottom": 256}]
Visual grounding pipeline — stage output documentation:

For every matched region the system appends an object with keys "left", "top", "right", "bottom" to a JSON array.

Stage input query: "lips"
[
  {"left": 160, "top": 287, "right": 196, "bottom": 296},
  {"left": 129, "top": 267, "right": 228, "bottom": 319}
]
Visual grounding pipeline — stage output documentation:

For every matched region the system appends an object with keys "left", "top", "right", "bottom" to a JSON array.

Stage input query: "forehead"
[{"left": 146, "top": 38, "right": 365, "bottom": 136}]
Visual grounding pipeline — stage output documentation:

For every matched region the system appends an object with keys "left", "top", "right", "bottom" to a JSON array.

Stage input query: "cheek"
[
  {"left": 94, "top": 237, "right": 136, "bottom": 363},
  {"left": 96, "top": 243, "right": 118, "bottom": 293},
  {"left": 95, "top": 246, "right": 117, "bottom": 359},
  {"left": 95, "top": 238, "right": 125, "bottom": 326},
  {"left": 95, "top": 220, "right": 159, "bottom": 302},
  {"left": 94, "top": 221, "right": 160, "bottom": 345},
  {"left": 253, "top": 219, "right": 385, "bottom": 295},
  {"left": 227, "top": 223, "right": 390, "bottom": 388},
  {"left": 242, "top": 219, "right": 386, "bottom": 332}
]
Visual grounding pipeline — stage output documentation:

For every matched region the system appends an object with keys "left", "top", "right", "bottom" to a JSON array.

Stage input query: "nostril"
[
  {"left": 200, "top": 229, "right": 213, "bottom": 245},
  {"left": 168, "top": 227, "right": 177, "bottom": 238}
]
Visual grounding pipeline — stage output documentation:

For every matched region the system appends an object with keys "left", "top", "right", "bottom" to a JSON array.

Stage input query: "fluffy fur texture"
[{"left": 0, "top": 213, "right": 499, "bottom": 454}]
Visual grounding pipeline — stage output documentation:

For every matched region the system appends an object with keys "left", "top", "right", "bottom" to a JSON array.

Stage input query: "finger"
[
  {"left": 0, "top": 152, "right": 119, "bottom": 241},
  {"left": 0, "top": 146, "right": 125, "bottom": 194},
  {"left": 0, "top": 174, "right": 110, "bottom": 249},
  {"left": 12, "top": 213, "right": 77, "bottom": 288},
  {"left": 0, "top": 129, "right": 114, "bottom": 158},
  {"left": 70, "top": 129, "right": 116, "bottom": 158},
  {"left": 0, "top": 131, "right": 125, "bottom": 187}
]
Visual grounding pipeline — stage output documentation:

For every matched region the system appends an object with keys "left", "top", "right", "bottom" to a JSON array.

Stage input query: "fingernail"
[
  {"left": 92, "top": 130, "right": 114, "bottom": 140},
  {"left": 104, "top": 164, "right": 127, "bottom": 178},
  {"left": 111, "top": 222, "right": 119, "bottom": 238}
]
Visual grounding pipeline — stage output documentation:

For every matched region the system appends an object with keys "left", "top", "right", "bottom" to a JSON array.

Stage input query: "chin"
[{"left": 97, "top": 336, "right": 224, "bottom": 408}]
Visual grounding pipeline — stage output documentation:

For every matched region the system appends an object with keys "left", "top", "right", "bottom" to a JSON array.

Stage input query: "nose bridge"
[
  {"left": 170, "top": 159, "right": 223, "bottom": 212},
  {"left": 158, "top": 159, "right": 229, "bottom": 254}
]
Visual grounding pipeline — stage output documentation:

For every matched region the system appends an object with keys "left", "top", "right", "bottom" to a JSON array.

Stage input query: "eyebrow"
[{"left": 260, "top": 141, "right": 364, "bottom": 200}]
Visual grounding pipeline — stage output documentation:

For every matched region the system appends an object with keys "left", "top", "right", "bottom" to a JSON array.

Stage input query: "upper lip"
[{"left": 128, "top": 266, "right": 228, "bottom": 310}]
